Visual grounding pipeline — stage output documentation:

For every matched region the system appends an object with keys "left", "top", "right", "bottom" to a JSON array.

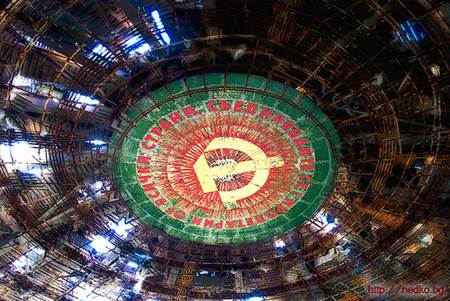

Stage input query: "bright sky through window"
[
  {"left": 89, "top": 43, "right": 115, "bottom": 62},
  {"left": 124, "top": 34, "right": 152, "bottom": 57},
  {"left": 90, "top": 235, "right": 115, "bottom": 253},
  {"left": 149, "top": 10, "right": 171, "bottom": 45}
]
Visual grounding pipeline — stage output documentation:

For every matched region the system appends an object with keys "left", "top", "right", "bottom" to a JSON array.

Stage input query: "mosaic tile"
[{"left": 111, "top": 73, "right": 340, "bottom": 244}]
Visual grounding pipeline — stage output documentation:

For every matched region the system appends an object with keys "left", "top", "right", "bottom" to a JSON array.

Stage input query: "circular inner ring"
[{"left": 151, "top": 113, "right": 299, "bottom": 219}]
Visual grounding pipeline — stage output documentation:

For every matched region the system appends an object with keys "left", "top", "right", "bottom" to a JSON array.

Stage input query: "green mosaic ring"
[{"left": 110, "top": 73, "right": 341, "bottom": 244}]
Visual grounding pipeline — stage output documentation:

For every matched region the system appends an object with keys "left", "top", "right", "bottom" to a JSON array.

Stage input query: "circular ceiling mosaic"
[{"left": 111, "top": 73, "right": 341, "bottom": 244}]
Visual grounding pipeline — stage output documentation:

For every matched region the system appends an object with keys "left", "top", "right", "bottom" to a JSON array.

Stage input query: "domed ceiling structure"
[{"left": 0, "top": 0, "right": 449, "bottom": 300}]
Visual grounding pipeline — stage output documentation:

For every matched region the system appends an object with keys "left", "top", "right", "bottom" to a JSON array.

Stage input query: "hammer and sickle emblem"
[{"left": 193, "top": 137, "right": 284, "bottom": 207}]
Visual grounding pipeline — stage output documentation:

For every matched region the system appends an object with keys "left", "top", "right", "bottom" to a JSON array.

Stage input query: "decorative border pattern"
[{"left": 109, "top": 73, "right": 341, "bottom": 244}]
